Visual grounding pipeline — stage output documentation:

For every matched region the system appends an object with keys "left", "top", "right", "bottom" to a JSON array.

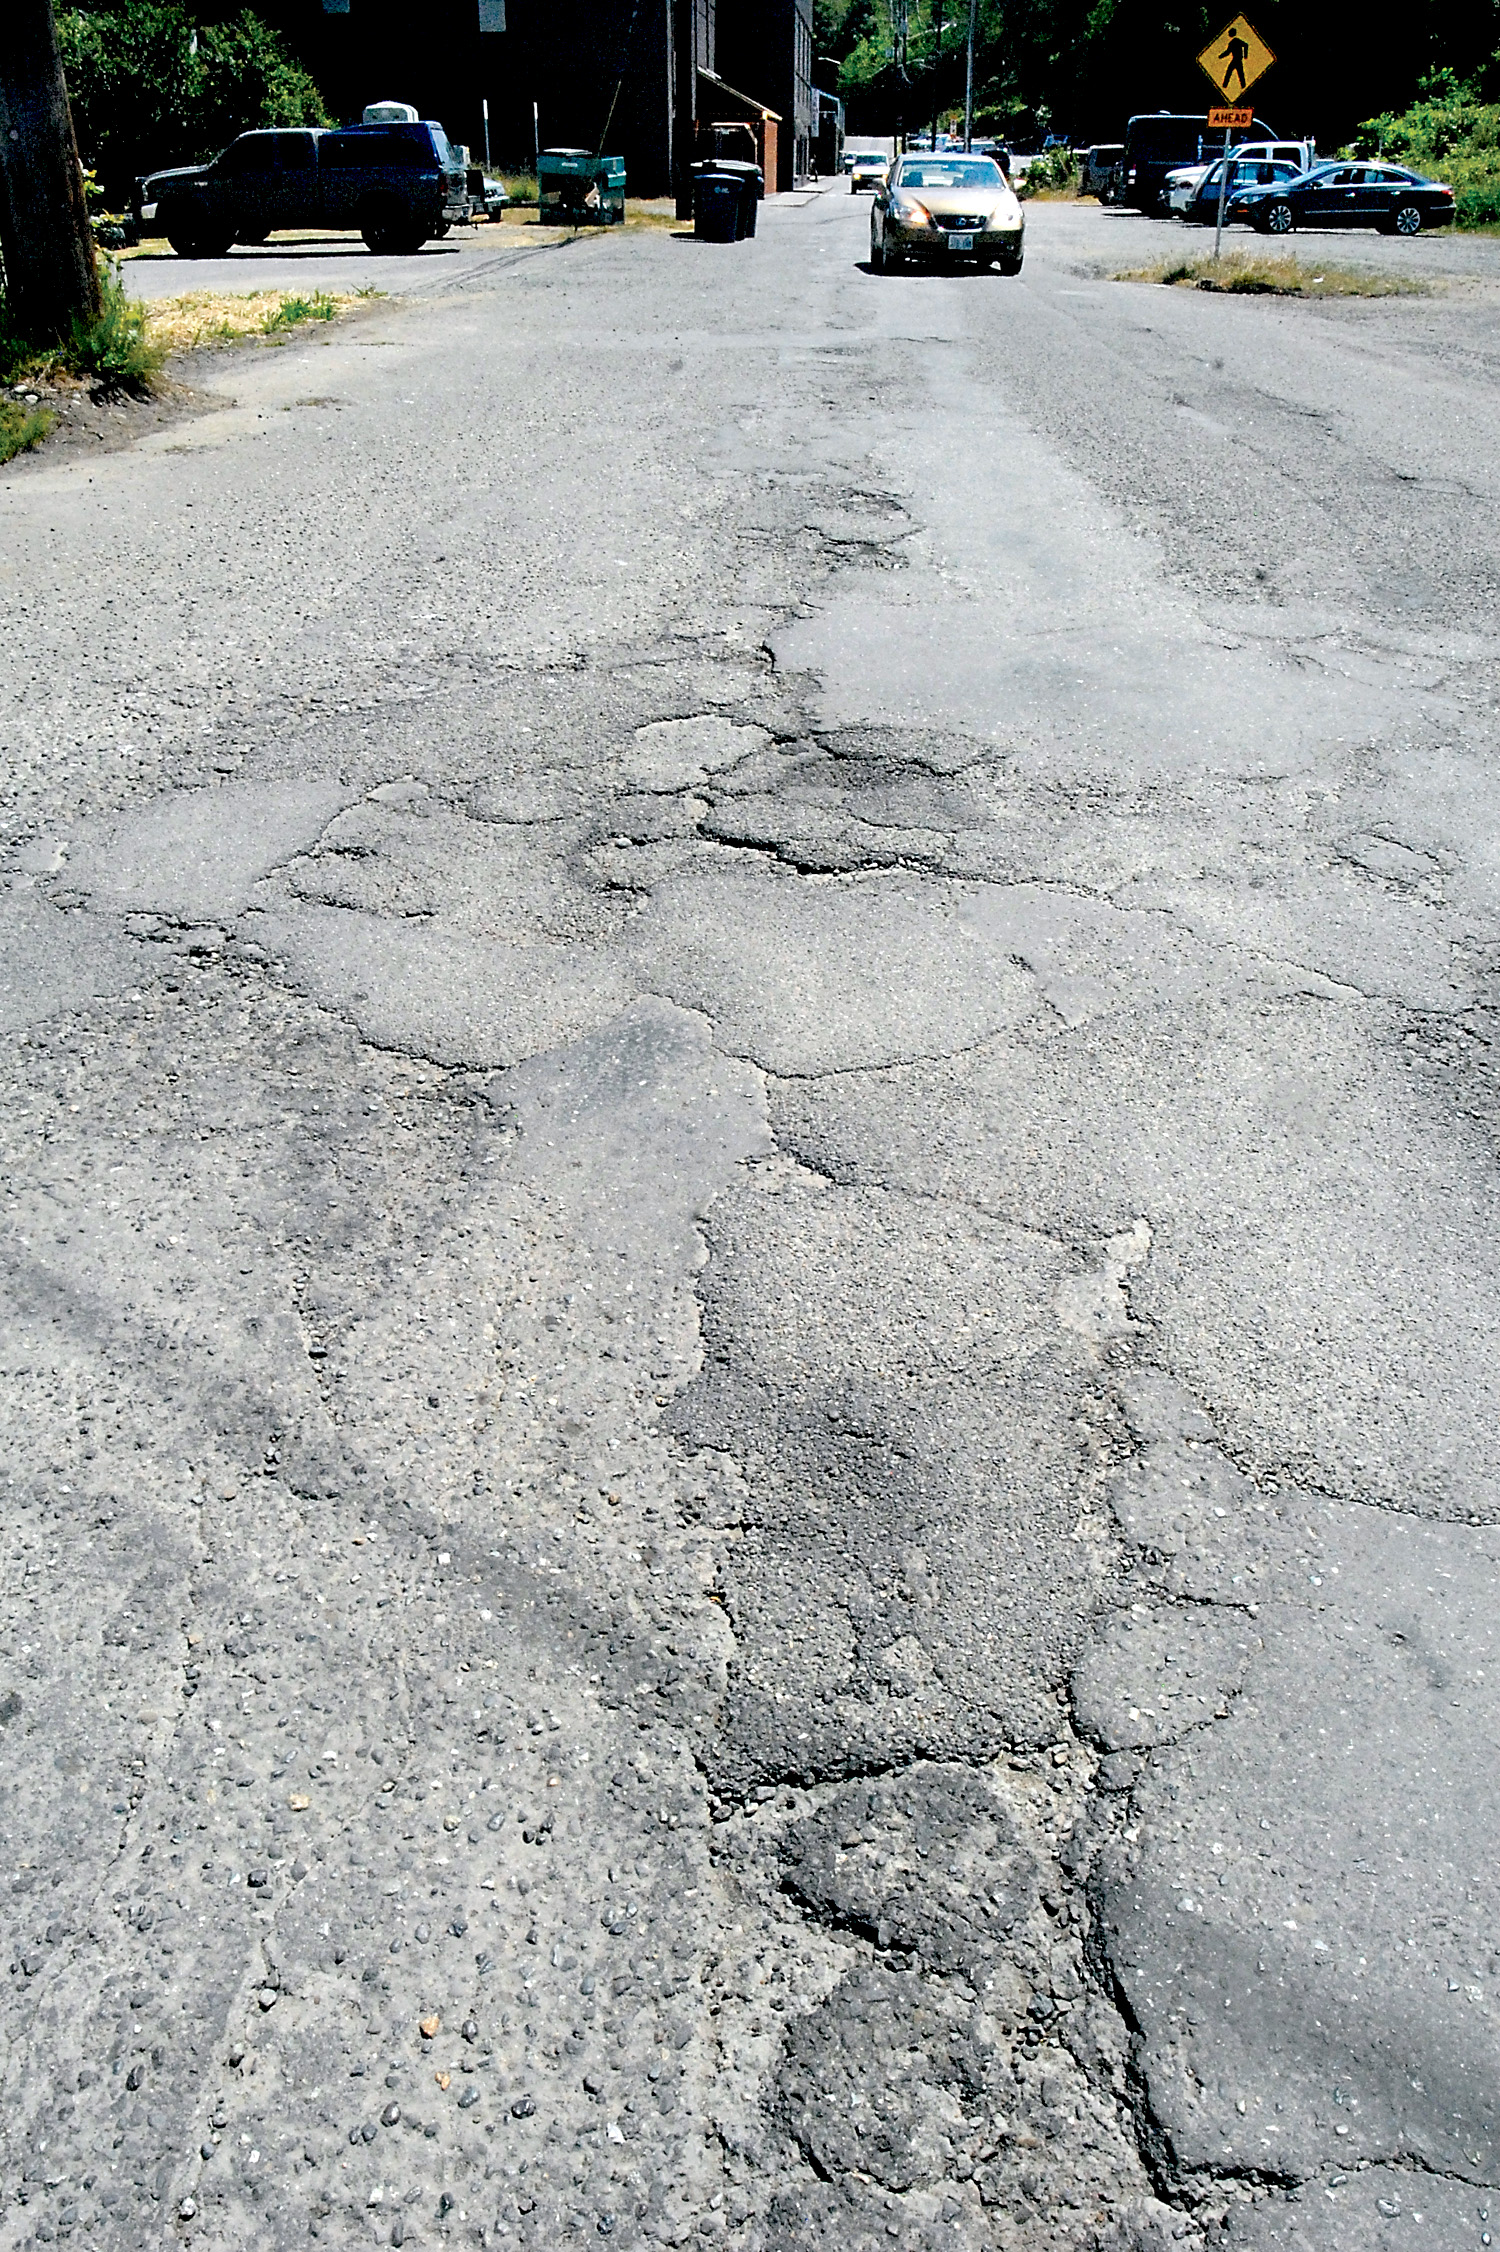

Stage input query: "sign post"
[{"left": 1197, "top": 16, "right": 1275, "bottom": 258}]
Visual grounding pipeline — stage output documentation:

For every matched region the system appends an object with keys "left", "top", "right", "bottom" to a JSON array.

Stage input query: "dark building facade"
[
  {"left": 715, "top": 0, "right": 814, "bottom": 191},
  {"left": 257, "top": 0, "right": 805, "bottom": 199}
]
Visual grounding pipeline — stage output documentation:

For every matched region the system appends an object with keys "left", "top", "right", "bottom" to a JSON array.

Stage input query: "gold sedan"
[{"left": 870, "top": 154, "right": 1025, "bottom": 274}]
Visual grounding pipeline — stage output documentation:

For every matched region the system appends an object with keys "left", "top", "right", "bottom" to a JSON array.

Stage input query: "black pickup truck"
[{"left": 134, "top": 121, "right": 469, "bottom": 256}]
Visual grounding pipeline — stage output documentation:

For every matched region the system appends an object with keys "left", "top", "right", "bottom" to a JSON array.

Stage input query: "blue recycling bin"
[
  {"left": 695, "top": 171, "right": 744, "bottom": 242},
  {"left": 706, "top": 158, "right": 762, "bottom": 235}
]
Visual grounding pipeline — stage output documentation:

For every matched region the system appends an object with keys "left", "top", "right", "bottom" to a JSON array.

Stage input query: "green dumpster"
[{"left": 537, "top": 148, "right": 626, "bottom": 226}]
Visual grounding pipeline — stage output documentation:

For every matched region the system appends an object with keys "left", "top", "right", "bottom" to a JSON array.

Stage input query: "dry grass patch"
[
  {"left": 513, "top": 199, "right": 679, "bottom": 233},
  {"left": 142, "top": 285, "right": 376, "bottom": 353},
  {"left": 1112, "top": 249, "right": 1429, "bottom": 297},
  {"left": 622, "top": 198, "right": 681, "bottom": 230}
]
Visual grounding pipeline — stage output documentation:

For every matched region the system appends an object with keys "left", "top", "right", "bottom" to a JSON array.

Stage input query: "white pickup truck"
[{"left": 1166, "top": 138, "right": 1316, "bottom": 218}]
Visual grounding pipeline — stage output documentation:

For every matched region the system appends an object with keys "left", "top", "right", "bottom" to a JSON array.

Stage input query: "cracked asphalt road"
[{"left": 3, "top": 187, "right": 1500, "bottom": 2251}]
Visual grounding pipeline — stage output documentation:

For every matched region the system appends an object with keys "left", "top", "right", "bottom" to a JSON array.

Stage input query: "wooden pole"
[
  {"left": 0, "top": 0, "right": 101, "bottom": 344},
  {"left": 930, "top": 0, "right": 944, "bottom": 148},
  {"left": 963, "top": 0, "right": 977, "bottom": 149}
]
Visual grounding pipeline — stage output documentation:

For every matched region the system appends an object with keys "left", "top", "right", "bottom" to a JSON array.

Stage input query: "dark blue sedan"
[{"left": 1236, "top": 161, "right": 1456, "bottom": 236}]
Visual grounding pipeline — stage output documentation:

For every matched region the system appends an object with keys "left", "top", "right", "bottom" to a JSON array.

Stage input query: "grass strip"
[{"left": 1112, "top": 250, "right": 1429, "bottom": 297}]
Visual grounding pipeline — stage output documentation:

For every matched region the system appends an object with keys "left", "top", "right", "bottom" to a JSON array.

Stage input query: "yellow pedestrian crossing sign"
[{"left": 1198, "top": 15, "right": 1275, "bottom": 103}]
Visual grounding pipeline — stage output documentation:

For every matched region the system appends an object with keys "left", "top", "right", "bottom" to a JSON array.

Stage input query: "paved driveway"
[{"left": 121, "top": 222, "right": 567, "bottom": 300}]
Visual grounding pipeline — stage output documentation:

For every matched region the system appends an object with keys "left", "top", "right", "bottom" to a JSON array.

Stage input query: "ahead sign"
[
  {"left": 1197, "top": 15, "right": 1275, "bottom": 104},
  {"left": 1208, "top": 106, "right": 1254, "bottom": 130}
]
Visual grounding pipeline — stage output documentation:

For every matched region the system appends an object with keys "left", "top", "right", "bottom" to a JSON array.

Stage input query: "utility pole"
[
  {"left": 0, "top": 0, "right": 101, "bottom": 345},
  {"left": 930, "top": 0, "right": 944, "bottom": 147},
  {"left": 892, "top": 0, "right": 910, "bottom": 153},
  {"left": 963, "top": 0, "right": 977, "bottom": 148}
]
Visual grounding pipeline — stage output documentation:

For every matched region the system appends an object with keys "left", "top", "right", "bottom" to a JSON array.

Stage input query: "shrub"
[
  {"left": 0, "top": 399, "right": 55, "bottom": 465},
  {"left": 1018, "top": 144, "right": 1078, "bottom": 198},
  {"left": 65, "top": 259, "right": 166, "bottom": 391},
  {"left": 0, "top": 258, "right": 165, "bottom": 393},
  {"left": 1358, "top": 70, "right": 1500, "bottom": 230}
]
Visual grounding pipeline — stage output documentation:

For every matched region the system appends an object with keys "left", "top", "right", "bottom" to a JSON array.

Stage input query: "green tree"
[
  {"left": 818, "top": 0, "right": 1500, "bottom": 149},
  {"left": 195, "top": 13, "right": 331, "bottom": 155},
  {"left": 56, "top": 0, "right": 328, "bottom": 199}
]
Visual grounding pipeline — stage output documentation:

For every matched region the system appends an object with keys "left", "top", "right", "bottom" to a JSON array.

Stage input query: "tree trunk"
[{"left": 0, "top": 0, "right": 101, "bottom": 345}]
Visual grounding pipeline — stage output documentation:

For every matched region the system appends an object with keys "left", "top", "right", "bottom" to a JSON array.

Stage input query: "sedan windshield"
[{"left": 894, "top": 159, "right": 1004, "bottom": 190}]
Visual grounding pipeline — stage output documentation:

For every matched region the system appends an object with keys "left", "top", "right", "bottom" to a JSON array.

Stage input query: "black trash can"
[
  {"left": 694, "top": 171, "right": 743, "bottom": 242},
  {"left": 706, "top": 158, "right": 763, "bottom": 236}
]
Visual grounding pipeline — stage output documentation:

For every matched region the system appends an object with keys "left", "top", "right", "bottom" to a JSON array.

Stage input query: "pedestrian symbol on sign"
[
  {"left": 1196, "top": 15, "right": 1275, "bottom": 105},
  {"left": 1218, "top": 25, "right": 1250, "bottom": 92}
]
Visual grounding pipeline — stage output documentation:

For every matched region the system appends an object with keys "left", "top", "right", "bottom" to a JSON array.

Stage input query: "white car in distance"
[{"left": 848, "top": 152, "right": 889, "bottom": 193}]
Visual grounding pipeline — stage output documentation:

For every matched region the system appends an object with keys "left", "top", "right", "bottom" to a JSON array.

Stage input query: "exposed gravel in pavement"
[{"left": 2, "top": 188, "right": 1499, "bottom": 2252}]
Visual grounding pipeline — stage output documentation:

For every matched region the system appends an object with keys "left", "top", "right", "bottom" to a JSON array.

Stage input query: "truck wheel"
[
  {"left": 360, "top": 198, "right": 407, "bottom": 253},
  {"left": 161, "top": 200, "right": 208, "bottom": 257},
  {"left": 167, "top": 227, "right": 230, "bottom": 257}
]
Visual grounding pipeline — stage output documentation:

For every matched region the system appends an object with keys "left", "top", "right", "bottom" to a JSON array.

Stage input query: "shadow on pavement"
[{"left": 129, "top": 238, "right": 465, "bottom": 265}]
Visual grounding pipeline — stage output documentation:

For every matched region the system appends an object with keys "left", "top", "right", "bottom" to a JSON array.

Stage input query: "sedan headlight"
[
  {"left": 986, "top": 195, "right": 1022, "bottom": 230},
  {"left": 890, "top": 196, "right": 933, "bottom": 227}
]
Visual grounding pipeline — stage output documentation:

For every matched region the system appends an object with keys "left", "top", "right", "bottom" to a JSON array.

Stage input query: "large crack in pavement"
[{"left": 8, "top": 618, "right": 1500, "bottom": 2252}]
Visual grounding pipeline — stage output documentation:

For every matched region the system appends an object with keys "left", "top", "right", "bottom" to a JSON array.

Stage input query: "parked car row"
[
  {"left": 1168, "top": 152, "right": 1454, "bottom": 234},
  {"left": 1165, "top": 138, "right": 1315, "bottom": 215},
  {"left": 1077, "top": 119, "right": 1454, "bottom": 236}
]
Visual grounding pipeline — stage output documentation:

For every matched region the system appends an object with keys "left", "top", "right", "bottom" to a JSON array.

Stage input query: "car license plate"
[{"left": 948, "top": 232, "right": 975, "bottom": 250}]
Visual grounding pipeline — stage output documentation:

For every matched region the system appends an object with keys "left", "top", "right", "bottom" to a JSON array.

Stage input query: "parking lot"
[{"left": 1057, "top": 186, "right": 1500, "bottom": 278}]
